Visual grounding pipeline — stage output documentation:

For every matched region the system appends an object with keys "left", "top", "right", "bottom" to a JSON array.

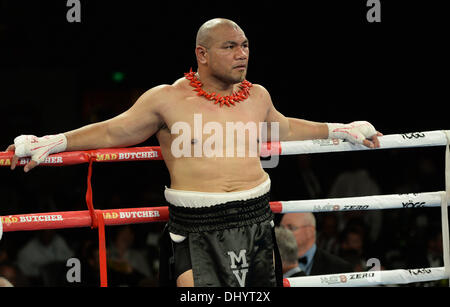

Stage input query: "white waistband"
[{"left": 164, "top": 177, "right": 271, "bottom": 208}]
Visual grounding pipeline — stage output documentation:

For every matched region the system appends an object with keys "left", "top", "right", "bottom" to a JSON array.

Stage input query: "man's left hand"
[{"left": 327, "top": 121, "right": 383, "bottom": 148}]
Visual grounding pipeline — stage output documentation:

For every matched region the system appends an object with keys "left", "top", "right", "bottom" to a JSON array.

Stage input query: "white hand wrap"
[
  {"left": 327, "top": 121, "right": 377, "bottom": 145},
  {"left": 14, "top": 134, "right": 67, "bottom": 165}
]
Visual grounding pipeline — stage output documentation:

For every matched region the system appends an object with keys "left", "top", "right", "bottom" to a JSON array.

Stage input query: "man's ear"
[{"left": 195, "top": 46, "right": 208, "bottom": 64}]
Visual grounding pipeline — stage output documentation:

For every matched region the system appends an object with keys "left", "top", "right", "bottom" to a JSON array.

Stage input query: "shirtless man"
[{"left": 7, "top": 18, "right": 381, "bottom": 287}]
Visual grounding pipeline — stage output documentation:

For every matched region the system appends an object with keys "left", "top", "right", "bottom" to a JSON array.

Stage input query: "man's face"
[
  {"left": 207, "top": 26, "right": 249, "bottom": 84},
  {"left": 280, "top": 213, "right": 314, "bottom": 249}
]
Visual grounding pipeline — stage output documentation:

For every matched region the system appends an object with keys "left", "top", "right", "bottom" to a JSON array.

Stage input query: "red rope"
[
  {"left": 0, "top": 207, "right": 170, "bottom": 232},
  {"left": 96, "top": 210, "right": 108, "bottom": 287},
  {"left": 85, "top": 156, "right": 107, "bottom": 286},
  {"left": 85, "top": 158, "right": 98, "bottom": 228},
  {"left": 1, "top": 144, "right": 280, "bottom": 287}
]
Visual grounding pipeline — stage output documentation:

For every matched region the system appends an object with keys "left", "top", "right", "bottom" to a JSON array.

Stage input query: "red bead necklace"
[{"left": 184, "top": 68, "right": 253, "bottom": 107}]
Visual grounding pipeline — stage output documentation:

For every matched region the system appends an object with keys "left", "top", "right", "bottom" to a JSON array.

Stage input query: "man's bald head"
[
  {"left": 196, "top": 18, "right": 243, "bottom": 48},
  {"left": 194, "top": 18, "right": 249, "bottom": 84},
  {"left": 280, "top": 212, "right": 317, "bottom": 257}
]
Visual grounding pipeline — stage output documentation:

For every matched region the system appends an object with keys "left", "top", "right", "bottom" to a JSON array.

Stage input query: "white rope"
[
  {"left": 280, "top": 130, "right": 448, "bottom": 155},
  {"left": 279, "top": 191, "right": 445, "bottom": 213},
  {"left": 281, "top": 131, "right": 450, "bottom": 287},
  {"left": 286, "top": 267, "right": 448, "bottom": 287}
]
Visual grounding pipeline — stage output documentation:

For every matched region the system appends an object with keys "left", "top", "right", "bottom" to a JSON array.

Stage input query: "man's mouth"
[{"left": 233, "top": 64, "right": 247, "bottom": 70}]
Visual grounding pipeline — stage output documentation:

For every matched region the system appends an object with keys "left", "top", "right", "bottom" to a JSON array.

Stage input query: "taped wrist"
[
  {"left": 326, "top": 122, "right": 364, "bottom": 144},
  {"left": 326, "top": 121, "right": 376, "bottom": 145},
  {"left": 14, "top": 133, "right": 68, "bottom": 164},
  {"left": 326, "top": 123, "right": 349, "bottom": 139}
]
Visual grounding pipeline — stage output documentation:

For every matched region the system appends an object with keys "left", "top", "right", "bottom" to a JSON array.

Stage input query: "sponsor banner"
[
  {"left": 0, "top": 151, "right": 89, "bottom": 166},
  {"left": 102, "top": 207, "right": 169, "bottom": 225},
  {"left": 92, "top": 147, "right": 162, "bottom": 162},
  {"left": 0, "top": 212, "right": 88, "bottom": 232}
]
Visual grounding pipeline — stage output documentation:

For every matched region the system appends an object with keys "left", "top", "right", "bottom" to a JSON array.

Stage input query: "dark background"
[{"left": 0, "top": 0, "right": 448, "bottom": 287}]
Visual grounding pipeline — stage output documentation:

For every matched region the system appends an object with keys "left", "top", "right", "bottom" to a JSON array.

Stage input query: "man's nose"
[{"left": 235, "top": 46, "right": 248, "bottom": 59}]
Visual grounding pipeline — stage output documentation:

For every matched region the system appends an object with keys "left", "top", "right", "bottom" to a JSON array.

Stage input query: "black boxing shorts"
[{"left": 158, "top": 177, "right": 283, "bottom": 287}]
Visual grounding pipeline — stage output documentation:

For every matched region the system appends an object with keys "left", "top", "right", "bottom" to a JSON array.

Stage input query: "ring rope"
[
  {"left": 276, "top": 191, "right": 445, "bottom": 213},
  {"left": 1, "top": 207, "right": 170, "bottom": 232},
  {"left": 1, "top": 196, "right": 448, "bottom": 286},
  {"left": 0, "top": 130, "right": 448, "bottom": 166},
  {"left": 1, "top": 130, "right": 449, "bottom": 287},
  {"left": 0, "top": 191, "right": 447, "bottom": 232},
  {"left": 284, "top": 266, "right": 447, "bottom": 287},
  {"left": 277, "top": 130, "right": 448, "bottom": 155},
  {"left": 5, "top": 192, "right": 445, "bottom": 230}
]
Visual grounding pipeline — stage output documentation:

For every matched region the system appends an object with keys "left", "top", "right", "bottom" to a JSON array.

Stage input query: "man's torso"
[{"left": 154, "top": 76, "right": 271, "bottom": 192}]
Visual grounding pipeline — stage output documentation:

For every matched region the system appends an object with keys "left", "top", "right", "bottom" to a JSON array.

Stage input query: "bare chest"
[{"left": 159, "top": 95, "right": 268, "bottom": 133}]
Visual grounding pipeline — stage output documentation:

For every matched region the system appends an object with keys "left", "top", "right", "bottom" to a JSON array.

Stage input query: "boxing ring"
[{"left": 1, "top": 130, "right": 449, "bottom": 287}]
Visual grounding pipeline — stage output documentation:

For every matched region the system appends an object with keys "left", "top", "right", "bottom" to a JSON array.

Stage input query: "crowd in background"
[{"left": 0, "top": 145, "right": 447, "bottom": 287}]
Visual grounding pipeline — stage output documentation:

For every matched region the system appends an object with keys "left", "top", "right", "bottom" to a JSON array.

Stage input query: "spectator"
[
  {"left": 406, "top": 227, "right": 448, "bottom": 287},
  {"left": 77, "top": 239, "right": 102, "bottom": 286},
  {"left": 106, "top": 225, "right": 155, "bottom": 286},
  {"left": 328, "top": 166, "right": 383, "bottom": 245},
  {"left": 274, "top": 226, "right": 305, "bottom": 278},
  {"left": 280, "top": 212, "right": 353, "bottom": 276},
  {"left": 338, "top": 225, "right": 366, "bottom": 272},
  {"left": 108, "top": 225, "right": 152, "bottom": 278},
  {"left": 16, "top": 230, "right": 74, "bottom": 285},
  {"left": 0, "top": 262, "right": 29, "bottom": 286},
  {"left": 316, "top": 213, "right": 340, "bottom": 255},
  {"left": 78, "top": 237, "right": 150, "bottom": 287}
]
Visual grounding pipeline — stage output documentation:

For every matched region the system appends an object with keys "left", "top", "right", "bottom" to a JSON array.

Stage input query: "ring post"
[
  {"left": 442, "top": 131, "right": 450, "bottom": 286},
  {"left": 0, "top": 214, "right": 3, "bottom": 242}
]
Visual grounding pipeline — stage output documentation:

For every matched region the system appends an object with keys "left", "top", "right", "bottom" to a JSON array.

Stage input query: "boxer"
[{"left": 7, "top": 18, "right": 381, "bottom": 287}]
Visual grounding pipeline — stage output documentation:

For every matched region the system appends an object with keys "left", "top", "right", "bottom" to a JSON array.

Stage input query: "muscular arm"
[
  {"left": 265, "top": 106, "right": 329, "bottom": 142},
  {"left": 65, "top": 85, "right": 166, "bottom": 151},
  {"left": 260, "top": 85, "right": 381, "bottom": 147},
  {"left": 9, "top": 85, "right": 169, "bottom": 171},
  {"left": 258, "top": 85, "right": 328, "bottom": 142}
]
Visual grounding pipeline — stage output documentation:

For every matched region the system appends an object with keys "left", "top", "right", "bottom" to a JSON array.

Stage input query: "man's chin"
[{"left": 232, "top": 70, "right": 247, "bottom": 83}]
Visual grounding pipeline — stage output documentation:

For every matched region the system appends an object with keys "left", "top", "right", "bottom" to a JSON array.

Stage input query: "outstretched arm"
[
  {"left": 260, "top": 85, "right": 382, "bottom": 147},
  {"left": 64, "top": 85, "right": 166, "bottom": 151},
  {"left": 265, "top": 105, "right": 330, "bottom": 141},
  {"left": 7, "top": 85, "right": 169, "bottom": 172}
]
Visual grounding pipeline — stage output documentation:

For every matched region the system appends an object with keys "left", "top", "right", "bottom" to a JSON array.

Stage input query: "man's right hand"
[{"left": 6, "top": 134, "right": 67, "bottom": 172}]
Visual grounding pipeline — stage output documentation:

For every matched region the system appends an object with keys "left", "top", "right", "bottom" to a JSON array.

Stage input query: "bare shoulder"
[
  {"left": 139, "top": 83, "right": 180, "bottom": 101},
  {"left": 172, "top": 76, "right": 189, "bottom": 88},
  {"left": 143, "top": 77, "right": 190, "bottom": 98},
  {"left": 251, "top": 83, "right": 271, "bottom": 98},
  {"left": 134, "top": 82, "right": 183, "bottom": 110},
  {"left": 251, "top": 83, "right": 273, "bottom": 107}
]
